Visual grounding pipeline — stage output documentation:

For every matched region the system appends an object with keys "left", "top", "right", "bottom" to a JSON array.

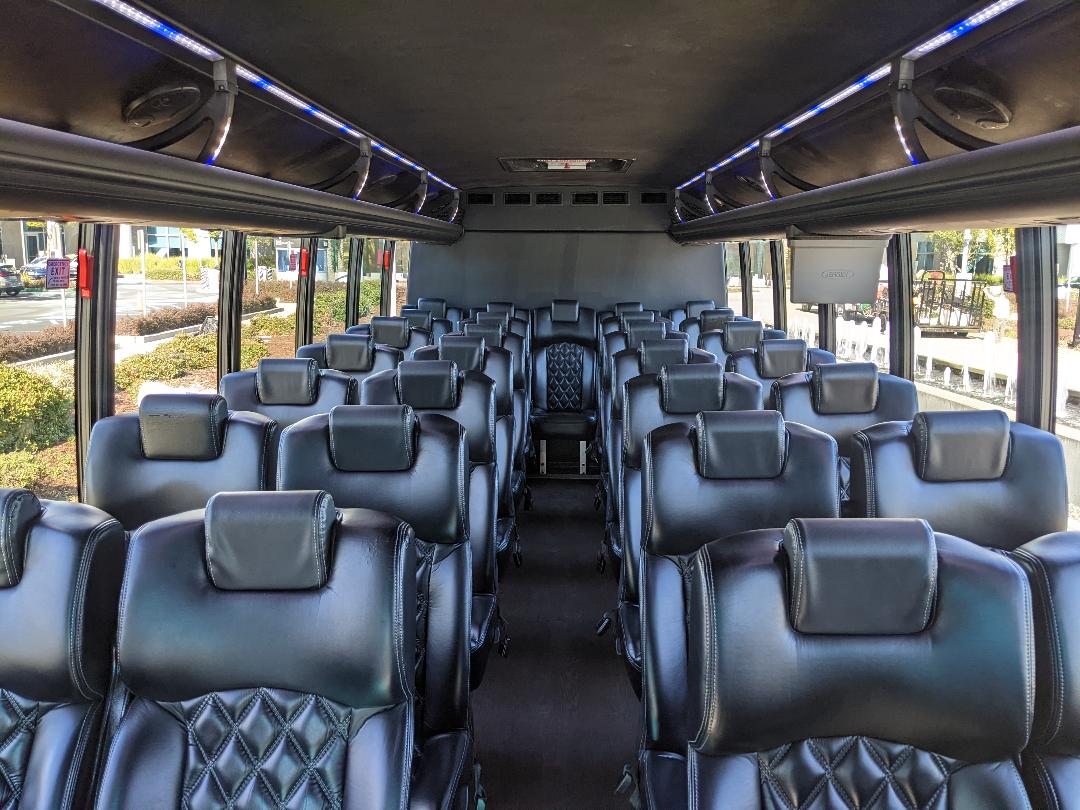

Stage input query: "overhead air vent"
[
  {"left": 498, "top": 157, "right": 633, "bottom": 173},
  {"left": 571, "top": 192, "right": 599, "bottom": 205},
  {"left": 535, "top": 192, "right": 563, "bottom": 205},
  {"left": 123, "top": 83, "right": 203, "bottom": 128},
  {"left": 932, "top": 82, "right": 1012, "bottom": 130},
  {"left": 602, "top": 192, "right": 629, "bottom": 205},
  {"left": 503, "top": 192, "right": 532, "bottom": 205},
  {"left": 640, "top": 192, "right": 668, "bottom": 205},
  {"left": 467, "top": 192, "right": 495, "bottom": 205}
]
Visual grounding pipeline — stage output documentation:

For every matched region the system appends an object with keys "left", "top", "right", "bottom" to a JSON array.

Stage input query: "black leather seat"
[
  {"left": 666, "top": 298, "right": 717, "bottom": 327},
  {"left": 0, "top": 488, "right": 124, "bottom": 810},
  {"left": 276, "top": 405, "right": 474, "bottom": 802},
  {"left": 361, "top": 360, "right": 503, "bottom": 686},
  {"left": 414, "top": 335, "right": 519, "bottom": 564},
  {"left": 634, "top": 410, "right": 838, "bottom": 707},
  {"left": 615, "top": 366, "right": 763, "bottom": 683},
  {"left": 678, "top": 306, "right": 735, "bottom": 347},
  {"left": 727, "top": 338, "right": 837, "bottom": 407},
  {"left": 219, "top": 357, "right": 357, "bottom": 477},
  {"left": 85, "top": 392, "right": 275, "bottom": 529},
  {"left": 1012, "top": 531, "right": 1080, "bottom": 808},
  {"left": 402, "top": 307, "right": 453, "bottom": 342},
  {"left": 530, "top": 300, "right": 599, "bottom": 444},
  {"left": 698, "top": 319, "right": 766, "bottom": 367},
  {"left": 676, "top": 518, "right": 1035, "bottom": 810},
  {"left": 850, "top": 409, "right": 1067, "bottom": 548},
  {"left": 296, "top": 332, "right": 403, "bottom": 385},
  {"left": 773, "top": 362, "right": 918, "bottom": 510},
  {"left": 347, "top": 315, "right": 432, "bottom": 358},
  {"left": 417, "top": 296, "right": 465, "bottom": 331},
  {"left": 95, "top": 490, "right": 424, "bottom": 809}
]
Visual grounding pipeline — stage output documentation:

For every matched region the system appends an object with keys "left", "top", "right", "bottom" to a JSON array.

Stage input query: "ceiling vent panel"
[
  {"left": 571, "top": 192, "right": 599, "bottom": 205},
  {"left": 535, "top": 192, "right": 563, "bottom": 205},
  {"left": 602, "top": 192, "right": 629, "bottom": 205},
  {"left": 503, "top": 192, "right": 532, "bottom": 205},
  {"left": 498, "top": 157, "right": 633, "bottom": 173},
  {"left": 640, "top": 192, "right": 669, "bottom": 204},
  {"left": 467, "top": 192, "right": 494, "bottom": 205}
]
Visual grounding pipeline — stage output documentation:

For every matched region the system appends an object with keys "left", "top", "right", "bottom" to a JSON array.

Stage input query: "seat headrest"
[
  {"left": 324, "top": 332, "right": 375, "bottom": 372},
  {"left": 370, "top": 316, "right": 411, "bottom": 349},
  {"left": 757, "top": 339, "right": 808, "bottom": 378},
  {"left": 620, "top": 311, "right": 656, "bottom": 329},
  {"left": 659, "top": 364, "right": 727, "bottom": 414},
  {"left": 139, "top": 393, "right": 228, "bottom": 460},
  {"left": 463, "top": 321, "right": 504, "bottom": 344},
  {"left": 686, "top": 299, "right": 717, "bottom": 318},
  {"left": 328, "top": 405, "right": 416, "bottom": 472},
  {"left": 626, "top": 320, "right": 667, "bottom": 349},
  {"left": 402, "top": 310, "right": 433, "bottom": 331},
  {"left": 699, "top": 308, "right": 736, "bottom": 333},
  {"left": 205, "top": 491, "right": 338, "bottom": 591},
  {"left": 614, "top": 301, "right": 644, "bottom": 314},
  {"left": 696, "top": 410, "right": 786, "bottom": 479},
  {"left": 639, "top": 339, "right": 689, "bottom": 375},
  {"left": 0, "top": 489, "right": 40, "bottom": 587},
  {"left": 486, "top": 301, "right": 515, "bottom": 316},
  {"left": 783, "top": 518, "right": 937, "bottom": 635},
  {"left": 397, "top": 360, "right": 459, "bottom": 409},
  {"left": 417, "top": 297, "right": 447, "bottom": 318},
  {"left": 438, "top": 335, "right": 486, "bottom": 371},
  {"left": 256, "top": 358, "right": 319, "bottom": 405},
  {"left": 475, "top": 311, "right": 510, "bottom": 327},
  {"left": 913, "top": 410, "right": 1011, "bottom": 481},
  {"left": 812, "top": 362, "right": 879, "bottom": 414},
  {"left": 721, "top": 321, "right": 764, "bottom": 353},
  {"left": 551, "top": 299, "right": 580, "bottom": 322},
  {"left": 763, "top": 327, "right": 788, "bottom": 341}
]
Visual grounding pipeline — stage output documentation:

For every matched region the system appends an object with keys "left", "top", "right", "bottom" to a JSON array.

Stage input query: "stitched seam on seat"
[
  {"left": 1013, "top": 547, "right": 1065, "bottom": 743},
  {"left": 402, "top": 406, "right": 414, "bottom": 467},
  {"left": 207, "top": 397, "right": 220, "bottom": 456},
  {"left": 61, "top": 703, "right": 95, "bottom": 810},
  {"left": 853, "top": 431, "right": 877, "bottom": 517},
  {"left": 862, "top": 739, "right": 916, "bottom": 810},
  {"left": 393, "top": 522, "right": 412, "bottom": 699},
  {"left": 692, "top": 549, "right": 716, "bottom": 748},
  {"left": 915, "top": 413, "right": 929, "bottom": 479},
  {"left": 1, "top": 492, "right": 26, "bottom": 586},
  {"left": 1003, "top": 552, "right": 1037, "bottom": 737},
  {"left": 1034, "top": 752, "right": 1061, "bottom": 810},
  {"left": 444, "top": 730, "right": 471, "bottom": 810},
  {"left": 259, "top": 419, "right": 275, "bottom": 490},
  {"left": 695, "top": 413, "right": 707, "bottom": 475},
  {"left": 69, "top": 519, "right": 119, "bottom": 700},
  {"left": 313, "top": 492, "right": 329, "bottom": 585},
  {"left": 789, "top": 521, "right": 806, "bottom": 628},
  {"left": 920, "top": 521, "right": 937, "bottom": 629},
  {"left": 204, "top": 515, "right": 220, "bottom": 589}
]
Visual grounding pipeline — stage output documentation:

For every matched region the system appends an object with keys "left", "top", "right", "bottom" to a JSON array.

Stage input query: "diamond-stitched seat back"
[
  {"left": 0, "top": 691, "right": 43, "bottom": 806},
  {"left": 546, "top": 342, "right": 584, "bottom": 412},
  {"left": 177, "top": 688, "right": 351, "bottom": 810}
]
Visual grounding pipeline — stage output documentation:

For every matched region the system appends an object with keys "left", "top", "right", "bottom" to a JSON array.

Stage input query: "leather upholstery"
[
  {"left": 416, "top": 297, "right": 448, "bottom": 318},
  {"left": 1013, "top": 532, "right": 1080, "bottom": 808},
  {"left": 679, "top": 308, "right": 735, "bottom": 347},
  {"left": 783, "top": 517, "right": 937, "bottom": 635},
  {"left": 219, "top": 360, "right": 357, "bottom": 430},
  {"left": 695, "top": 410, "right": 787, "bottom": 479},
  {"left": 0, "top": 490, "right": 124, "bottom": 810},
  {"left": 720, "top": 320, "right": 764, "bottom": 354},
  {"left": 402, "top": 309, "right": 434, "bottom": 332},
  {"left": 551, "top": 299, "right": 579, "bottom": 322},
  {"left": 204, "top": 490, "right": 336, "bottom": 591},
  {"left": 683, "top": 525, "right": 1034, "bottom": 809},
  {"left": 414, "top": 335, "right": 514, "bottom": 416},
  {"left": 532, "top": 299, "right": 596, "bottom": 348},
  {"left": 277, "top": 409, "right": 473, "bottom": 741},
  {"left": 97, "top": 500, "right": 417, "bottom": 810},
  {"left": 625, "top": 321, "right": 666, "bottom": 349},
  {"left": 615, "top": 301, "right": 644, "bottom": 315},
  {"left": 851, "top": 413, "right": 1066, "bottom": 548},
  {"left": 297, "top": 333, "right": 402, "bottom": 385},
  {"left": 811, "top": 360, "right": 879, "bottom": 413},
  {"left": 346, "top": 316, "right": 431, "bottom": 358},
  {"left": 531, "top": 339, "right": 598, "bottom": 441},
  {"left": 85, "top": 396, "right": 275, "bottom": 530},
  {"left": 727, "top": 341, "right": 838, "bottom": 406}
]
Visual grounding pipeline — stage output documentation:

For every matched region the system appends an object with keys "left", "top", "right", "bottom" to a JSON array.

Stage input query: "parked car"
[
  {"left": 20, "top": 255, "right": 49, "bottom": 279},
  {"left": 0, "top": 264, "right": 23, "bottom": 296}
]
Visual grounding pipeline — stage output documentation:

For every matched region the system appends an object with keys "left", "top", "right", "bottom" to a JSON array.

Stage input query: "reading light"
[
  {"left": 88, "top": 0, "right": 457, "bottom": 189},
  {"left": 676, "top": 0, "right": 1028, "bottom": 191}
]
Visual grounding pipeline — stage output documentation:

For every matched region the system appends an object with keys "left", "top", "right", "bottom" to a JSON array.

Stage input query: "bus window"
[
  {"left": 724, "top": 243, "right": 742, "bottom": 316},
  {"left": 0, "top": 218, "right": 77, "bottom": 498},
  {"left": 243, "top": 236, "right": 297, "bottom": 361},
  {"left": 112, "top": 225, "right": 234, "bottom": 413},
  {"left": 312, "top": 238, "right": 348, "bottom": 343},
  {"left": 391, "top": 241, "right": 412, "bottom": 316},
  {"left": 909, "top": 229, "right": 1018, "bottom": 414},
  {"left": 748, "top": 240, "right": 773, "bottom": 327},
  {"left": 1052, "top": 222, "right": 1080, "bottom": 522},
  {"left": 358, "top": 238, "right": 384, "bottom": 323}
]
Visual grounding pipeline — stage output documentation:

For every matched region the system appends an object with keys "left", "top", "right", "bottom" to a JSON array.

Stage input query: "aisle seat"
[
  {"left": 679, "top": 307, "right": 736, "bottom": 346},
  {"left": 727, "top": 338, "right": 837, "bottom": 407},
  {"left": 666, "top": 299, "right": 717, "bottom": 327},
  {"left": 296, "top": 332, "right": 402, "bottom": 385},
  {"left": 347, "top": 315, "right": 431, "bottom": 358},
  {"left": 699, "top": 319, "right": 768, "bottom": 366}
]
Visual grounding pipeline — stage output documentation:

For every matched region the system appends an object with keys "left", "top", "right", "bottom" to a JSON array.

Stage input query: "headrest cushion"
[
  {"left": 397, "top": 360, "right": 459, "bottom": 409},
  {"left": 438, "top": 335, "right": 486, "bottom": 372},
  {"left": 486, "top": 301, "right": 514, "bottom": 316},
  {"left": 626, "top": 321, "right": 667, "bottom": 349},
  {"left": 0, "top": 489, "right": 40, "bottom": 587},
  {"left": 551, "top": 299, "right": 580, "bottom": 322},
  {"left": 463, "top": 322, "right": 504, "bottom": 344},
  {"left": 812, "top": 362, "right": 879, "bottom": 414},
  {"left": 205, "top": 491, "right": 337, "bottom": 590},
  {"left": 699, "top": 308, "right": 736, "bottom": 333},
  {"left": 757, "top": 339, "right": 809, "bottom": 379},
  {"left": 639, "top": 339, "right": 689, "bottom": 375},
  {"left": 620, "top": 311, "right": 656, "bottom": 329},
  {"left": 475, "top": 311, "right": 510, "bottom": 327},
  {"left": 417, "top": 297, "right": 447, "bottom": 318},
  {"left": 370, "top": 316, "right": 411, "bottom": 349},
  {"left": 329, "top": 405, "right": 416, "bottom": 472},
  {"left": 660, "top": 364, "right": 726, "bottom": 414},
  {"left": 615, "top": 301, "right": 644, "bottom": 314},
  {"left": 324, "top": 333, "right": 375, "bottom": 372},
  {"left": 256, "top": 358, "right": 319, "bottom": 406},
  {"left": 721, "top": 321, "right": 764, "bottom": 353},
  {"left": 696, "top": 410, "right": 786, "bottom": 479},
  {"left": 913, "top": 410, "right": 1010, "bottom": 482},
  {"left": 784, "top": 518, "right": 938, "bottom": 635},
  {"left": 139, "top": 393, "right": 228, "bottom": 460},
  {"left": 686, "top": 299, "right": 717, "bottom": 318},
  {"left": 402, "top": 310, "right": 433, "bottom": 331}
]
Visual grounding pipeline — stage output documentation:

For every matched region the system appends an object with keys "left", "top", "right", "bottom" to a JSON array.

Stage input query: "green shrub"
[
  {"left": 115, "top": 294, "right": 275, "bottom": 336},
  {"left": 21, "top": 275, "right": 44, "bottom": 289},
  {"left": 114, "top": 333, "right": 269, "bottom": 391},
  {"left": 0, "top": 322, "right": 75, "bottom": 363},
  {"left": 247, "top": 314, "right": 295, "bottom": 336},
  {"left": 239, "top": 338, "right": 269, "bottom": 369},
  {"left": 0, "top": 365, "right": 73, "bottom": 453},
  {"left": 359, "top": 279, "right": 380, "bottom": 318},
  {"left": 0, "top": 450, "right": 51, "bottom": 491},
  {"left": 250, "top": 279, "right": 297, "bottom": 303},
  {"left": 117, "top": 256, "right": 219, "bottom": 280},
  {"left": 314, "top": 287, "right": 348, "bottom": 331}
]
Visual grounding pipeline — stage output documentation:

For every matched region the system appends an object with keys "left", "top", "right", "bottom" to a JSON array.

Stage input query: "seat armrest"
[{"left": 409, "top": 731, "right": 473, "bottom": 810}]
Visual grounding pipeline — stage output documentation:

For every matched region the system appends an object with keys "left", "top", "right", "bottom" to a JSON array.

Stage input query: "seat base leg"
[
  {"left": 579, "top": 440, "right": 587, "bottom": 475},
  {"left": 539, "top": 439, "right": 547, "bottom": 475}
]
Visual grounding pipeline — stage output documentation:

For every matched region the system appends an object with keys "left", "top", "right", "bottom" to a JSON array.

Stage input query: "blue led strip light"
[
  {"left": 89, "top": 0, "right": 457, "bottom": 189},
  {"left": 676, "top": 0, "right": 1028, "bottom": 191}
]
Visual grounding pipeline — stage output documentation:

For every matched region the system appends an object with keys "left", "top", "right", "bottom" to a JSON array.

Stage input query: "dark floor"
[{"left": 472, "top": 479, "right": 639, "bottom": 809}]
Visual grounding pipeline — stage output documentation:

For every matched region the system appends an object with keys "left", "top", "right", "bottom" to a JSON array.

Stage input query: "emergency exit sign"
[{"left": 45, "top": 258, "right": 71, "bottom": 290}]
